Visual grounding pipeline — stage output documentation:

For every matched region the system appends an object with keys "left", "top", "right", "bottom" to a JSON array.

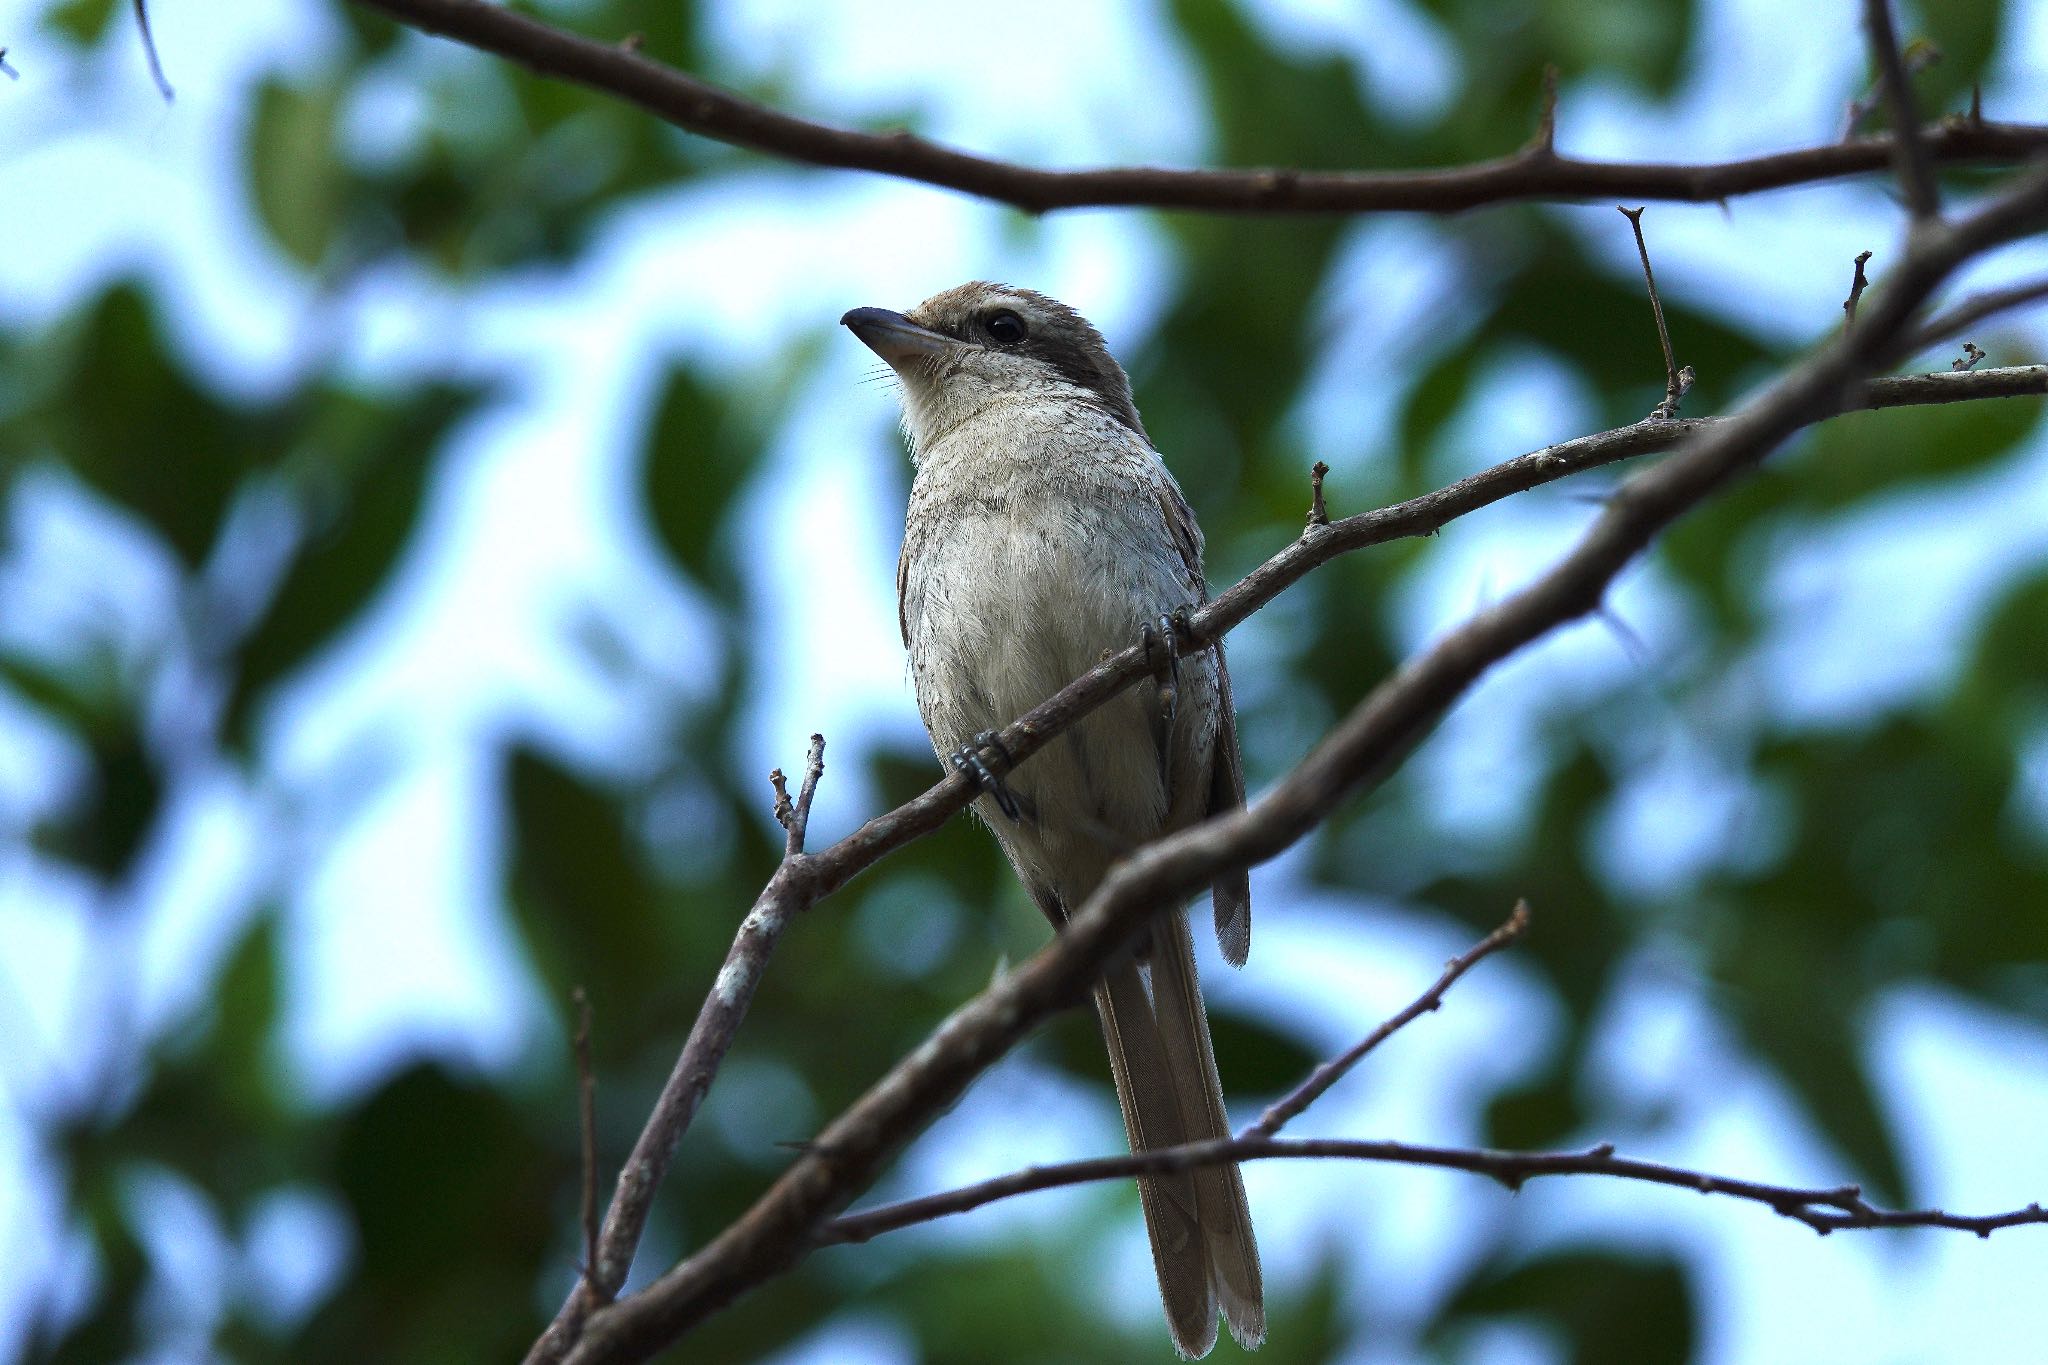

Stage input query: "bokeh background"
[{"left": 4, "top": 0, "right": 2047, "bottom": 1361}]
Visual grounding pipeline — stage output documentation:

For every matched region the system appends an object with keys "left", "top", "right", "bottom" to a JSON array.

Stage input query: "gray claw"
[{"left": 953, "top": 731, "right": 1021, "bottom": 822}]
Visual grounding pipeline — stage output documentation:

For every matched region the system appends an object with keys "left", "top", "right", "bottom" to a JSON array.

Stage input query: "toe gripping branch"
[
  {"left": 1143, "top": 607, "right": 1195, "bottom": 726},
  {"left": 952, "top": 729, "right": 1022, "bottom": 822}
]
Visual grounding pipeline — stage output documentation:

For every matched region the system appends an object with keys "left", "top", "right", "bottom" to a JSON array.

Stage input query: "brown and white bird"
[{"left": 843, "top": 283, "right": 1263, "bottom": 1358}]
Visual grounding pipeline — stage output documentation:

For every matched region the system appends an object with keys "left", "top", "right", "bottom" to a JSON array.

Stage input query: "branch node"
[
  {"left": 1843, "top": 250, "right": 1875, "bottom": 327},
  {"left": 1307, "top": 461, "right": 1331, "bottom": 527},
  {"left": 1953, "top": 341, "right": 1986, "bottom": 371},
  {"left": 620, "top": 31, "right": 644, "bottom": 53},
  {"left": 770, "top": 768, "right": 794, "bottom": 831}
]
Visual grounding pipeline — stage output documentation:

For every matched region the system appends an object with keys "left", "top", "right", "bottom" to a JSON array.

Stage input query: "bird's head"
[{"left": 841, "top": 282, "right": 1145, "bottom": 456}]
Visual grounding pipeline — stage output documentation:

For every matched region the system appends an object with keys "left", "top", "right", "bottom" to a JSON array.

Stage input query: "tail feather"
[{"left": 1095, "top": 912, "right": 1265, "bottom": 1358}]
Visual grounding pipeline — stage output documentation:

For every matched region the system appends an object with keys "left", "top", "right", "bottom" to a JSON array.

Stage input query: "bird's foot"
[
  {"left": 951, "top": 730, "right": 1022, "bottom": 822},
  {"left": 1141, "top": 607, "right": 1196, "bottom": 725}
]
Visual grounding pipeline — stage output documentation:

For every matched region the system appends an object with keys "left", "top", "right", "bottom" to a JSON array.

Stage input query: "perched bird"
[{"left": 843, "top": 283, "right": 1262, "bottom": 1358}]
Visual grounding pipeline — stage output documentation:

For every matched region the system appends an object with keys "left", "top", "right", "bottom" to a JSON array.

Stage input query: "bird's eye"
[{"left": 983, "top": 310, "right": 1027, "bottom": 345}]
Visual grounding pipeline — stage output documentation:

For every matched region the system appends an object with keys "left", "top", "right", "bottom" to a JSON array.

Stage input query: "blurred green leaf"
[
  {"left": 226, "top": 383, "right": 481, "bottom": 742},
  {"left": 249, "top": 78, "right": 349, "bottom": 267},
  {"left": 1436, "top": 1247, "right": 1695, "bottom": 1365}
]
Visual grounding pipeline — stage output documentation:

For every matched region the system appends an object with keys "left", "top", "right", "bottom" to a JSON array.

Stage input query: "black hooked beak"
[{"left": 841, "top": 307, "right": 956, "bottom": 368}]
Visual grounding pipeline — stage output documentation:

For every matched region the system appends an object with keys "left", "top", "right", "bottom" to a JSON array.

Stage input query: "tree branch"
[
  {"left": 819, "top": 1135, "right": 2048, "bottom": 1245},
  {"left": 1250, "top": 901, "right": 1531, "bottom": 1139},
  {"left": 528, "top": 364, "right": 2045, "bottom": 1365},
  {"left": 547, "top": 165, "right": 2048, "bottom": 1365},
  {"left": 526, "top": 737, "right": 829, "bottom": 1363},
  {"left": 347, "top": 0, "right": 2048, "bottom": 218}
]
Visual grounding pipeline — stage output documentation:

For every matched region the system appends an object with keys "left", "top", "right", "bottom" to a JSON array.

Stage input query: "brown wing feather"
[
  {"left": 1154, "top": 477, "right": 1252, "bottom": 967},
  {"left": 1208, "top": 648, "right": 1252, "bottom": 967}
]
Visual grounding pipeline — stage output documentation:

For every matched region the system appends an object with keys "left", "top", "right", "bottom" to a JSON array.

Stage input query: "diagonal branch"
[
  {"left": 1250, "top": 901, "right": 1531, "bottom": 1139},
  {"left": 818, "top": 1134, "right": 2048, "bottom": 1244},
  {"left": 549, "top": 165, "right": 2048, "bottom": 1365},
  {"left": 348, "top": 0, "right": 2048, "bottom": 218}
]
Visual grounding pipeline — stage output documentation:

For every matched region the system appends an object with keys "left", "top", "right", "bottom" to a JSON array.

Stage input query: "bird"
[{"left": 843, "top": 282, "right": 1263, "bottom": 1358}]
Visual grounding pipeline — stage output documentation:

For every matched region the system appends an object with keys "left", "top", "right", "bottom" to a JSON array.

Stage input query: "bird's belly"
[{"left": 904, "top": 497, "right": 1211, "bottom": 895}]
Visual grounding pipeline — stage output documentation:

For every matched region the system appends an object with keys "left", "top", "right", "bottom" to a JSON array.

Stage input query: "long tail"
[{"left": 1093, "top": 909, "right": 1265, "bottom": 1358}]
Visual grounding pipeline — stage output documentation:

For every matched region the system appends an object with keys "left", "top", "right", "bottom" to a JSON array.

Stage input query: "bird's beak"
[{"left": 841, "top": 307, "right": 955, "bottom": 368}]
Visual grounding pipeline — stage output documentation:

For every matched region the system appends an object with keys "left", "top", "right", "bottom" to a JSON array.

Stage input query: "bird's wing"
[{"left": 1153, "top": 474, "right": 1252, "bottom": 967}]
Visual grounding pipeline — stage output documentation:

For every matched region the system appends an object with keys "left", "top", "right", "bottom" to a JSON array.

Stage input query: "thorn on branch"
[
  {"left": 572, "top": 987, "right": 600, "bottom": 1292},
  {"left": 1843, "top": 250, "right": 1874, "bottom": 327},
  {"left": 1618, "top": 207, "right": 1690, "bottom": 418},
  {"left": 132, "top": 0, "right": 173, "bottom": 103},
  {"left": 1307, "top": 461, "right": 1331, "bottom": 528},
  {"left": 1970, "top": 83, "right": 1984, "bottom": 127},
  {"left": 620, "top": 31, "right": 645, "bottom": 53},
  {"left": 1953, "top": 341, "right": 1986, "bottom": 371}
]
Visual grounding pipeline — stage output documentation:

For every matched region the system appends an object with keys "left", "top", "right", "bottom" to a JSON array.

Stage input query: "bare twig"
[
  {"left": 526, "top": 737, "right": 830, "bottom": 1362},
  {"left": 820, "top": 1135, "right": 2048, "bottom": 1245},
  {"left": 1526, "top": 64, "right": 1560, "bottom": 157},
  {"left": 1844, "top": 250, "right": 1875, "bottom": 327},
  {"left": 573, "top": 988, "right": 599, "bottom": 1284},
  {"left": 1251, "top": 901, "right": 1531, "bottom": 1138},
  {"left": 1307, "top": 461, "right": 1331, "bottom": 528},
  {"left": 788, "top": 735, "right": 825, "bottom": 856},
  {"left": 131, "top": 0, "right": 173, "bottom": 102},
  {"left": 529, "top": 365, "right": 2047, "bottom": 1365},
  {"left": 551, "top": 168, "right": 2048, "bottom": 1365},
  {"left": 1864, "top": 0, "right": 1938, "bottom": 219},
  {"left": 348, "top": 0, "right": 2048, "bottom": 217},
  {"left": 1618, "top": 207, "right": 1690, "bottom": 418}
]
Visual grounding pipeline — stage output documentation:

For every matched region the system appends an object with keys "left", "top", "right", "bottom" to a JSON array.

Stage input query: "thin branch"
[
  {"left": 529, "top": 364, "right": 2046, "bottom": 1365},
  {"left": 1844, "top": 250, "right": 1875, "bottom": 327},
  {"left": 1618, "top": 207, "right": 1690, "bottom": 418},
  {"left": 574, "top": 988, "right": 599, "bottom": 1285},
  {"left": 819, "top": 1135, "right": 2048, "bottom": 1246},
  {"left": 552, "top": 167, "right": 2048, "bottom": 1365},
  {"left": 347, "top": 0, "right": 2048, "bottom": 218},
  {"left": 525, "top": 741, "right": 829, "bottom": 1362},
  {"left": 0, "top": 48, "right": 18, "bottom": 81},
  {"left": 131, "top": 0, "right": 173, "bottom": 102},
  {"left": 1526, "top": 64, "right": 1560, "bottom": 158},
  {"left": 1909, "top": 276, "right": 2048, "bottom": 353},
  {"left": 1864, "top": 0, "right": 1938, "bottom": 219},
  {"left": 1251, "top": 901, "right": 1531, "bottom": 1138}
]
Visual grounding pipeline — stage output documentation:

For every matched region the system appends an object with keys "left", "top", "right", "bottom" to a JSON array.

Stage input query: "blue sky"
[{"left": 3, "top": 0, "right": 2047, "bottom": 1360}]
